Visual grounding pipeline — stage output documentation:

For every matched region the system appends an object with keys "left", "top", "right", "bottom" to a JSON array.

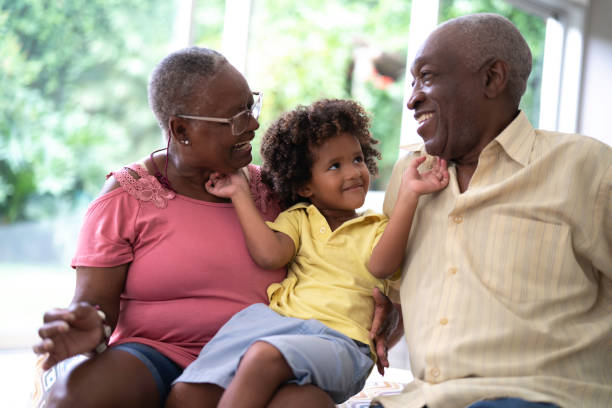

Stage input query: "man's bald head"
[{"left": 431, "top": 13, "right": 532, "bottom": 107}]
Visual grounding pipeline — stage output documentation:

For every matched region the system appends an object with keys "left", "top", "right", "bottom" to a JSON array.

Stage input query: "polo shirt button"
[
  {"left": 320, "top": 226, "right": 326, "bottom": 233},
  {"left": 452, "top": 215, "right": 463, "bottom": 224},
  {"left": 440, "top": 318, "right": 448, "bottom": 325},
  {"left": 431, "top": 367, "right": 440, "bottom": 377},
  {"left": 449, "top": 267, "right": 458, "bottom": 275}
]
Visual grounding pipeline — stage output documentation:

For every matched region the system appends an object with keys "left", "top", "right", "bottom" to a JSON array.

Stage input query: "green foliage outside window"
[
  {"left": 1, "top": 0, "right": 546, "bottom": 224},
  {"left": 0, "top": 0, "right": 177, "bottom": 222},
  {"left": 245, "top": 0, "right": 412, "bottom": 190}
]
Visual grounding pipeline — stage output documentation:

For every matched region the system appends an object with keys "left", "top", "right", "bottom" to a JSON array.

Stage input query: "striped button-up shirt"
[{"left": 376, "top": 112, "right": 612, "bottom": 408}]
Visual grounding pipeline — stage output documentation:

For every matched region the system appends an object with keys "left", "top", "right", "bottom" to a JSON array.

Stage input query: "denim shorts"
[
  {"left": 113, "top": 342, "right": 182, "bottom": 404},
  {"left": 174, "top": 303, "right": 373, "bottom": 404}
]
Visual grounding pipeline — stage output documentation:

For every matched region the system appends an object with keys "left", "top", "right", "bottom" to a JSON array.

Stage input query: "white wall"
[{"left": 579, "top": 0, "right": 612, "bottom": 146}]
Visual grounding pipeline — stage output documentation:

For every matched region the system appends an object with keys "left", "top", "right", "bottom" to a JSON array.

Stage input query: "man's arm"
[{"left": 370, "top": 288, "right": 403, "bottom": 374}]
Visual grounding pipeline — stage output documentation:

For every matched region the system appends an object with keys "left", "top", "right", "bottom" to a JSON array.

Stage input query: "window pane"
[
  {"left": 0, "top": 1, "right": 182, "bottom": 223},
  {"left": 246, "top": 0, "right": 413, "bottom": 190},
  {"left": 192, "top": 0, "right": 226, "bottom": 50},
  {"left": 0, "top": 0, "right": 179, "bottom": 353},
  {"left": 438, "top": 0, "right": 546, "bottom": 127}
]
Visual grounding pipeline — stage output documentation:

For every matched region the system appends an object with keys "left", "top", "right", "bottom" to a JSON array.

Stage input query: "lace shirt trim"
[{"left": 109, "top": 164, "right": 176, "bottom": 208}]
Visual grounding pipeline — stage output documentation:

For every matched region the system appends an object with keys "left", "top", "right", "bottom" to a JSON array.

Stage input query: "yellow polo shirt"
[
  {"left": 375, "top": 111, "right": 612, "bottom": 408},
  {"left": 266, "top": 203, "right": 396, "bottom": 352}
]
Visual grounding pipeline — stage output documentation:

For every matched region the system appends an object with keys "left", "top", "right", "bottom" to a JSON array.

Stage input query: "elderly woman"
[{"left": 33, "top": 47, "right": 396, "bottom": 408}]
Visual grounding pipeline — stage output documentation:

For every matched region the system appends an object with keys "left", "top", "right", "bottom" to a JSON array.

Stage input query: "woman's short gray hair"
[
  {"left": 440, "top": 13, "right": 532, "bottom": 106},
  {"left": 148, "top": 46, "right": 228, "bottom": 136}
]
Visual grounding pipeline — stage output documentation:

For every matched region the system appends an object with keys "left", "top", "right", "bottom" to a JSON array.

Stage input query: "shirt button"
[
  {"left": 439, "top": 318, "right": 448, "bottom": 325},
  {"left": 319, "top": 226, "right": 326, "bottom": 233},
  {"left": 449, "top": 267, "right": 458, "bottom": 275},
  {"left": 430, "top": 367, "right": 440, "bottom": 377},
  {"left": 452, "top": 215, "right": 463, "bottom": 224}
]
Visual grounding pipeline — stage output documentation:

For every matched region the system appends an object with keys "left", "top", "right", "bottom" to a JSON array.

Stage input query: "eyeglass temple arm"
[{"left": 177, "top": 115, "right": 231, "bottom": 123}]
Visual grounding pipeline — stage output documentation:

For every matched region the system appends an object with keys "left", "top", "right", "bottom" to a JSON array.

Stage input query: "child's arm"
[
  {"left": 206, "top": 171, "right": 295, "bottom": 270},
  {"left": 368, "top": 156, "right": 449, "bottom": 279}
]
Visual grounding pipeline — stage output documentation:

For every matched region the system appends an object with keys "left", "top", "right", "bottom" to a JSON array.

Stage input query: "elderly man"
[{"left": 374, "top": 13, "right": 611, "bottom": 408}]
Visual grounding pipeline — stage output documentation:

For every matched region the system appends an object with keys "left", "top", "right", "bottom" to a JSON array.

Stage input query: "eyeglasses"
[{"left": 177, "top": 92, "right": 262, "bottom": 136}]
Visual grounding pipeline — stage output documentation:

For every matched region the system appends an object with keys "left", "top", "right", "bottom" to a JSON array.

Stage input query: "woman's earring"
[{"left": 180, "top": 139, "right": 190, "bottom": 145}]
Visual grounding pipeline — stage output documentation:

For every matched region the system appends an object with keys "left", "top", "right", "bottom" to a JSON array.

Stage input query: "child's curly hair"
[{"left": 261, "top": 98, "right": 381, "bottom": 209}]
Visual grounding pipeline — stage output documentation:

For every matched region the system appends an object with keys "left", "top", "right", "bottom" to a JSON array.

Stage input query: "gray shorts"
[{"left": 174, "top": 303, "right": 373, "bottom": 403}]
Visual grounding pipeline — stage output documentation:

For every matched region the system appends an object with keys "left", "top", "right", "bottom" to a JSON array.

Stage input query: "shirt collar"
[
  {"left": 490, "top": 110, "right": 536, "bottom": 167},
  {"left": 285, "top": 202, "right": 386, "bottom": 222},
  {"left": 286, "top": 202, "right": 310, "bottom": 211},
  {"left": 400, "top": 111, "right": 536, "bottom": 168}
]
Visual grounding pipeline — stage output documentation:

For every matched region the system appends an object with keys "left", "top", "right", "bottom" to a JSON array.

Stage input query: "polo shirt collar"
[{"left": 286, "top": 202, "right": 386, "bottom": 223}]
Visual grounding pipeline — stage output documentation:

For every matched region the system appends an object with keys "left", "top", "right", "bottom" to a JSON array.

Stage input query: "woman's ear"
[
  {"left": 168, "top": 116, "right": 187, "bottom": 139},
  {"left": 483, "top": 59, "right": 510, "bottom": 99}
]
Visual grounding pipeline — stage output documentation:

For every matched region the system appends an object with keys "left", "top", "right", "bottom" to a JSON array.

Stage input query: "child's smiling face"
[{"left": 298, "top": 132, "right": 370, "bottom": 214}]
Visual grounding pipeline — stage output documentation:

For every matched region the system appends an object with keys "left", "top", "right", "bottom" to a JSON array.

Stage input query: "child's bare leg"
[
  {"left": 165, "top": 382, "right": 223, "bottom": 408},
  {"left": 269, "top": 384, "right": 335, "bottom": 408},
  {"left": 218, "top": 341, "right": 294, "bottom": 408}
]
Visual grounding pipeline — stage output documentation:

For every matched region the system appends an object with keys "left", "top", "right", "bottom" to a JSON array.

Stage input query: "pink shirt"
[{"left": 72, "top": 164, "right": 285, "bottom": 368}]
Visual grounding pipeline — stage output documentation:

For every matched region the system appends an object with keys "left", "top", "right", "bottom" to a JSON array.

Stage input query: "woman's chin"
[{"left": 232, "top": 150, "right": 253, "bottom": 169}]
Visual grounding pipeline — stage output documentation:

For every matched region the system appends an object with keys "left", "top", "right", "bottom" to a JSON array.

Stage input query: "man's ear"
[
  {"left": 297, "top": 184, "right": 312, "bottom": 199},
  {"left": 483, "top": 59, "right": 510, "bottom": 99}
]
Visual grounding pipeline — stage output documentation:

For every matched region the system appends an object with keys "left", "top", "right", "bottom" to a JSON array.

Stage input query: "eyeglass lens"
[{"left": 231, "top": 93, "right": 262, "bottom": 135}]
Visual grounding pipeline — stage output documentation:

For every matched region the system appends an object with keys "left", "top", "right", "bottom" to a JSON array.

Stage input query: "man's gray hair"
[
  {"left": 148, "top": 46, "right": 228, "bottom": 135},
  {"left": 439, "top": 13, "right": 532, "bottom": 106}
]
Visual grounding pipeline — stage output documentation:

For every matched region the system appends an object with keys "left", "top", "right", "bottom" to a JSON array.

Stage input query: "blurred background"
[{"left": 1, "top": 0, "right": 610, "bottom": 406}]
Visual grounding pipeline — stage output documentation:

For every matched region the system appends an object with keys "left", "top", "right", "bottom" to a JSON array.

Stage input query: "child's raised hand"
[
  {"left": 401, "top": 155, "right": 449, "bottom": 196},
  {"left": 205, "top": 170, "right": 249, "bottom": 198}
]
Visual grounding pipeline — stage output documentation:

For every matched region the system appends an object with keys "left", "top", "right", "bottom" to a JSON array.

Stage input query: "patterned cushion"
[
  {"left": 337, "top": 368, "right": 413, "bottom": 408},
  {"left": 31, "top": 354, "right": 88, "bottom": 408}
]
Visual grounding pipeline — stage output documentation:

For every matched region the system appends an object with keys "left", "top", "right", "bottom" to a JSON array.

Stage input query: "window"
[
  {"left": 0, "top": 0, "right": 180, "bottom": 348},
  {"left": 244, "top": 0, "right": 413, "bottom": 190}
]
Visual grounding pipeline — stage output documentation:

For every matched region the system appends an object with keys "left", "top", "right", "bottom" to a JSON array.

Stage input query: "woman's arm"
[
  {"left": 207, "top": 171, "right": 295, "bottom": 270},
  {"left": 33, "top": 264, "right": 128, "bottom": 370}
]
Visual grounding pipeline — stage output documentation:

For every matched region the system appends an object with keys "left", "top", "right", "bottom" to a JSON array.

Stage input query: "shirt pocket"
[{"left": 475, "top": 217, "right": 585, "bottom": 305}]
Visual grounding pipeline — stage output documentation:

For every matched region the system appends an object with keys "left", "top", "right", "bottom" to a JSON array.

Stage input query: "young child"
[{"left": 172, "top": 99, "right": 448, "bottom": 407}]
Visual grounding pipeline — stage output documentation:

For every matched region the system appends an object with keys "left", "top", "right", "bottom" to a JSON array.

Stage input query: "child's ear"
[{"left": 297, "top": 184, "right": 312, "bottom": 198}]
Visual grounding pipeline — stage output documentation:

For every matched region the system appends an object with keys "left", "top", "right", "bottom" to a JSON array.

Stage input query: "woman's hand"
[
  {"left": 370, "top": 288, "right": 401, "bottom": 375},
  {"left": 33, "top": 302, "right": 105, "bottom": 370},
  {"left": 205, "top": 170, "right": 250, "bottom": 199}
]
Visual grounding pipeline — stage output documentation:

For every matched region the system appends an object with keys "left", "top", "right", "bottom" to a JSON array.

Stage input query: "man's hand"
[
  {"left": 33, "top": 302, "right": 105, "bottom": 370},
  {"left": 370, "top": 287, "right": 400, "bottom": 375}
]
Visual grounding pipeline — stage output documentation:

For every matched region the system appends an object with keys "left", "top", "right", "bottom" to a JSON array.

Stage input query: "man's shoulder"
[
  {"left": 399, "top": 142, "right": 425, "bottom": 156},
  {"left": 536, "top": 129, "right": 610, "bottom": 150},
  {"left": 534, "top": 129, "right": 612, "bottom": 164},
  {"left": 392, "top": 143, "right": 426, "bottom": 169}
]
